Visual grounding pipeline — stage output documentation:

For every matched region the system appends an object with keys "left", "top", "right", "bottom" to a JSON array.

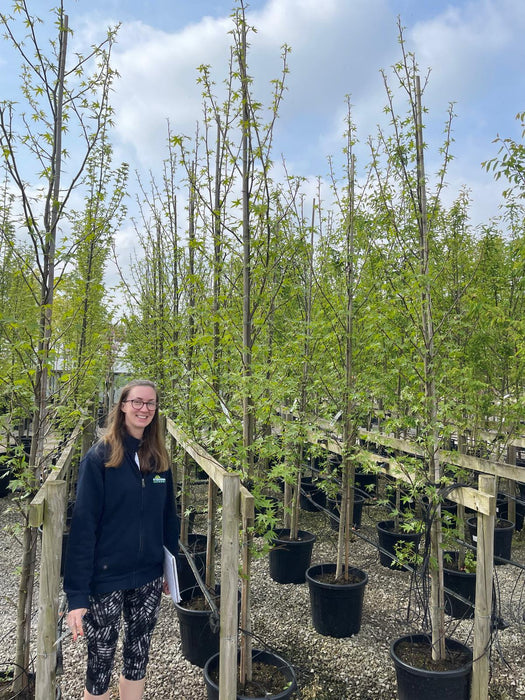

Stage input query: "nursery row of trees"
[
  {"left": 0, "top": 0, "right": 523, "bottom": 685},
  {"left": 1, "top": 2, "right": 522, "bottom": 464}
]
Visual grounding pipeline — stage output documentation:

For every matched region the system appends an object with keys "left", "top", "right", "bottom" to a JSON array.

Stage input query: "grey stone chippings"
[{"left": 1, "top": 494, "right": 524, "bottom": 699}]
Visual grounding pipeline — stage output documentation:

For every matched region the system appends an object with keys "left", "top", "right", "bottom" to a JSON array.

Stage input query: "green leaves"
[{"left": 483, "top": 112, "right": 525, "bottom": 199}]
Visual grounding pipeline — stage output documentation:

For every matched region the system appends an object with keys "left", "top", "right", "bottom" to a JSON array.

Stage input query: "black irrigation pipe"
[
  {"left": 301, "top": 485, "right": 525, "bottom": 618},
  {"left": 177, "top": 540, "right": 220, "bottom": 632}
]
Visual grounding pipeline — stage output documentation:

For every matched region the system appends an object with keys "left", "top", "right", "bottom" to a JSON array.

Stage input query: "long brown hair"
[{"left": 102, "top": 379, "right": 169, "bottom": 472}]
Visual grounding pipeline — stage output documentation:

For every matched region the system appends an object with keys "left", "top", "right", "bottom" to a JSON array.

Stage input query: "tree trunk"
[
  {"left": 14, "top": 16, "right": 68, "bottom": 689},
  {"left": 415, "top": 74, "right": 445, "bottom": 660}
]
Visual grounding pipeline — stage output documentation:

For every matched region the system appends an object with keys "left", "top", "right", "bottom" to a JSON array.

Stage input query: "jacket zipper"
[{"left": 139, "top": 476, "right": 145, "bottom": 557}]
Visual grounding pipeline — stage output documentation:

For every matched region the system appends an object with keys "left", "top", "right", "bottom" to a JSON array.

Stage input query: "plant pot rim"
[
  {"left": 271, "top": 528, "right": 316, "bottom": 543},
  {"left": 327, "top": 492, "right": 366, "bottom": 503},
  {"left": 390, "top": 633, "right": 473, "bottom": 677},
  {"left": 443, "top": 551, "right": 476, "bottom": 576},
  {"left": 466, "top": 516, "right": 515, "bottom": 530},
  {"left": 203, "top": 648, "right": 297, "bottom": 700},
  {"left": 377, "top": 519, "right": 421, "bottom": 534},
  {"left": 306, "top": 562, "right": 368, "bottom": 589},
  {"left": 174, "top": 584, "right": 221, "bottom": 614}
]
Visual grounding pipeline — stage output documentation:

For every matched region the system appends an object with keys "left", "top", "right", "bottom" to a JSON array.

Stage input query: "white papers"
[{"left": 163, "top": 546, "right": 181, "bottom": 603}]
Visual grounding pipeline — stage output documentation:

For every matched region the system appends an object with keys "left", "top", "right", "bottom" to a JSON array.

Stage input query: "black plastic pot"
[
  {"left": 268, "top": 528, "right": 316, "bottom": 584},
  {"left": 177, "top": 533, "right": 208, "bottom": 592},
  {"left": 497, "top": 492, "right": 524, "bottom": 532},
  {"left": 0, "top": 665, "right": 37, "bottom": 699},
  {"left": 443, "top": 552, "right": 476, "bottom": 619},
  {"left": 467, "top": 517, "right": 514, "bottom": 565},
  {"left": 327, "top": 492, "right": 365, "bottom": 531},
  {"left": 306, "top": 562, "right": 368, "bottom": 637},
  {"left": 0, "top": 466, "right": 11, "bottom": 499},
  {"left": 355, "top": 469, "right": 378, "bottom": 498},
  {"left": 390, "top": 633, "right": 472, "bottom": 700},
  {"left": 175, "top": 584, "right": 239, "bottom": 668},
  {"left": 300, "top": 476, "right": 326, "bottom": 511},
  {"left": 203, "top": 648, "right": 297, "bottom": 700},
  {"left": 377, "top": 520, "right": 421, "bottom": 570}
]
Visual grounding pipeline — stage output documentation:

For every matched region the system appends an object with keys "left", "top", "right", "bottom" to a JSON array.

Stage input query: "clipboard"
[{"left": 163, "top": 546, "right": 181, "bottom": 603}]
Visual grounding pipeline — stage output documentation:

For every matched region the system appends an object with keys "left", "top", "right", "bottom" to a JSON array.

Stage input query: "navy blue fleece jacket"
[{"left": 64, "top": 433, "right": 179, "bottom": 611}]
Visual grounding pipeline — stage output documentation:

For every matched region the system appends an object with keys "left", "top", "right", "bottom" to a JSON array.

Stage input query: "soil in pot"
[
  {"left": 497, "top": 493, "right": 524, "bottom": 532},
  {"left": 204, "top": 648, "right": 296, "bottom": 700},
  {"left": 306, "top": 562, "right": 368, "bottom": 637},
  {"left": 391, "top": 633, "right": 472, "bottom": 700},
  {"left": 377, "top": 520, "right": 421, "bottom": 570},
  {"left": 269, "top": 528, "right": 316, "bottom": 584}
]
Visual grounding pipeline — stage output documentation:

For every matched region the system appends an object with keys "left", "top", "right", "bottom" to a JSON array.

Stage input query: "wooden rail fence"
[
  {"left": 289, "top": 412, "right": 524, "bottom": 700},
  {"left": 29, "top": 416, "right": 253, "bottom": 700}
]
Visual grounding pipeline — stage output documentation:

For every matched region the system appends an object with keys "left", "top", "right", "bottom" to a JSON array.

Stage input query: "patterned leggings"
[{"left": 83, "top": 577, "right": 163, "bottom": 695}]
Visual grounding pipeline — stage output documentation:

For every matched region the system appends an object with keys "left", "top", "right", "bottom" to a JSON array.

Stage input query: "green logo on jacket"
[{"left": 152, "top": 475, "right": 166, "bottom": 484}]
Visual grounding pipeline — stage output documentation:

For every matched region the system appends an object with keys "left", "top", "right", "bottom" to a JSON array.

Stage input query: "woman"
[{"left": 64, "top": 379, "right": 179, "bottom": 699}]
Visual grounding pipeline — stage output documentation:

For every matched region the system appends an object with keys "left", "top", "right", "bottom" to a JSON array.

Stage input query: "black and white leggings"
[{"left": 83, "top": 577, "right": 163, "bottom": 696}]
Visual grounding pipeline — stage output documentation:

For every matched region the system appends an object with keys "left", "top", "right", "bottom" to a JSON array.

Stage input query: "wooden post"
[
  {"left": 506, "top": 446, "right": 517, "bottom": 526},
  {"left": 219, "top": 473, "right": 240, "bottom": 700},
  {"left": 81, "top": 416, "right": 94, "bottom": 458},
  {"left": 471, "top": 474, "right": 496, "bottom": 700},
  {"left": 239, "top": 494, "right": 254, "bottom": 691},
  {"left": 180, "top": 452, "right": 189, "bottom": 545},
  {"left": 35, "top": 480, "right": 67, "bottom": 700},
  {"left": 206, "top": 479, "right": 218, "bottom": 588}
]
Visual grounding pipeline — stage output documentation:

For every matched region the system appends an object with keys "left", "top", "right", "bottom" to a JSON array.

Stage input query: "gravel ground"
[{"left": 1, "top": 487, "right": 525, "bottom": 700}]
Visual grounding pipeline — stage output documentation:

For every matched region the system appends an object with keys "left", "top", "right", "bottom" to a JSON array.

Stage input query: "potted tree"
[
  {"left": 368, "top": 28, "right": 474, "bottom": 696},
  {"left": 303, "top": 101, "right": 371, "bottom": 639}
]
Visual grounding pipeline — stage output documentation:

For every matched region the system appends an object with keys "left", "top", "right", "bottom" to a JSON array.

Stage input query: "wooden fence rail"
[
  {"left": 28, "top": 417, "right": 87, "bottom": 700},
  {"left": 29, "top": 408, "right": 521, "bottom": 699},
  {"left": 287, "top": 412, "right": 525, "bottom": 700},
  {"left": 29, "top": 415, "right": 253, "bottom": 700},
  {"left": 166, "top": 419, "right": 255, "bottom": 700}
]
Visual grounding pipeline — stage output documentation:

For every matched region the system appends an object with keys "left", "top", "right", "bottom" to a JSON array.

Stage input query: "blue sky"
[{"left": 1, "top": 0, "right": 525, "bottom": 255}]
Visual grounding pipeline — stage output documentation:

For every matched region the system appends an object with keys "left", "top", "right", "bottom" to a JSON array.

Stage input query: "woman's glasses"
[{"left": 122, "top": 399, "right": 157, "bottom": 411}]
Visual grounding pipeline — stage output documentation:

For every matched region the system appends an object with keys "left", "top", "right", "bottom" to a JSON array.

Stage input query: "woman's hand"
[
  {"left": 66, "top": 608, "right": 87, "bottom": 641},
  {"left": 162, "top": 578, "right": 170, "bottom": 595}
]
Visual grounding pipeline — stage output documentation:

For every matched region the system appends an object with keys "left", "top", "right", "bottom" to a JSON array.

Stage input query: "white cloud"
[
  {"left": 65, "top": 0, "right": 525, "bottom": 238},
  {"left": 107, "top": 17, "right": 233, "bottom": 169},
  {"left": 102, "top": 0, "right": 401, "bottom": 174},
  {"left": 409, "top": 0, "right": 525, "bottom": 108}
]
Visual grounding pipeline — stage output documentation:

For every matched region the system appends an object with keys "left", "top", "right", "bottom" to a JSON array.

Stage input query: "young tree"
[
  {"left": 368, "top": 25, "right": 460, "bottom": 660},
  {"left": 0, "top": 1, "right": 119, "bottom": 684},
  {"left": 55, "top": 141, "right": 128, "bottom": 420}
]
